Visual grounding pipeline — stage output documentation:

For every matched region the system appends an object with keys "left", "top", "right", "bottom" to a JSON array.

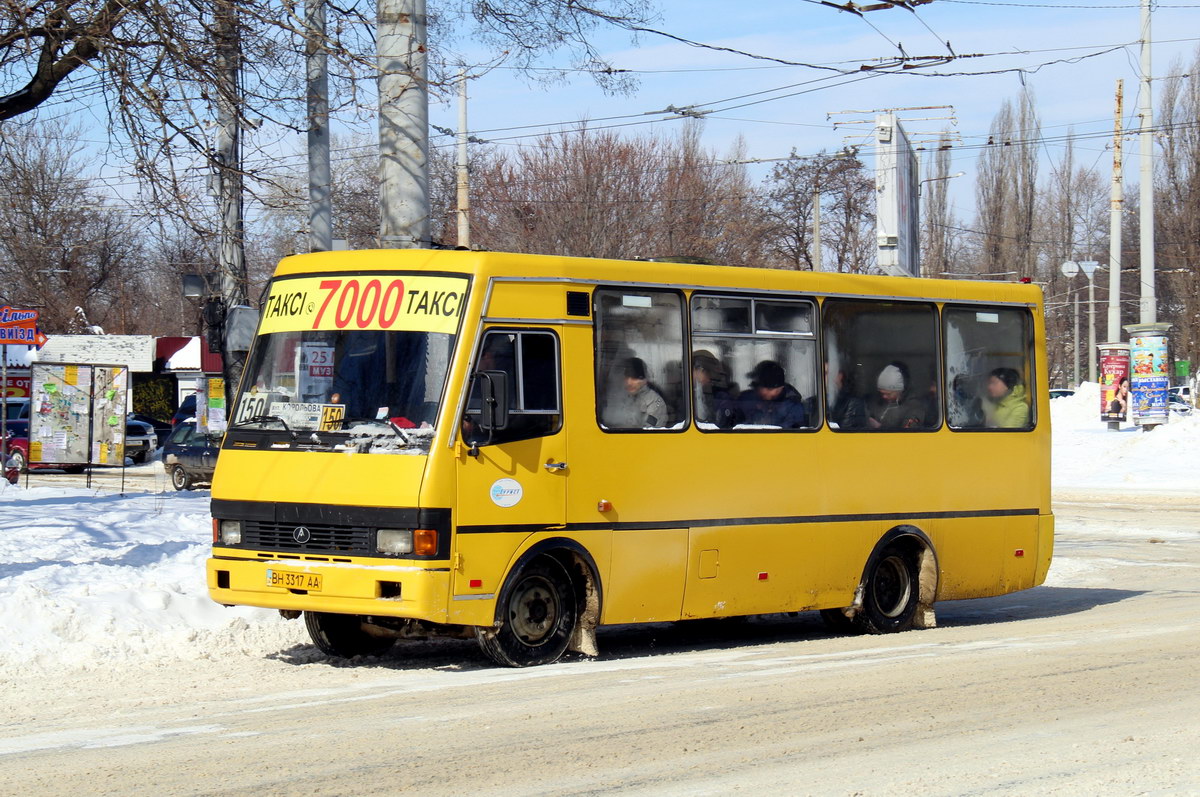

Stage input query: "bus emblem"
[
  {"left": 293, "top": 527, "right": 312, "bottom": 543},
  {"left": 489, "top": 479, "right": 523, "bottom": 508}
]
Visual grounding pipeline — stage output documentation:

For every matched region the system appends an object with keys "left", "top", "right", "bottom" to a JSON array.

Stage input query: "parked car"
[
  {"left": 171, "top": 394, "right": 198, "bottom": 428},
  {"left": 124, "top": 419, "right": 159, "bottom": 464},
  {"left": 1049, "top": 388, "right": 1075, "bottom": 400},
  {"left": 128, "top": 412, "right": 173, "bottom": 448},
  {"left": 162, "top": 421, "right": 220, "bottom": 490},
  {"left": 3, "top": 432, "right": 86, "bottom": 474}
]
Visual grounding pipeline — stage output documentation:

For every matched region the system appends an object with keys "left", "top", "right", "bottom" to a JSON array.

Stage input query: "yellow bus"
[{"left": 207, "top": 250, "right": 1053, "bottom": 667}]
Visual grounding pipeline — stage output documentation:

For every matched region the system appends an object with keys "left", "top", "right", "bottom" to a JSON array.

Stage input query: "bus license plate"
[{"left": 266, "top": 568, "right": 323, "bottom": 591}]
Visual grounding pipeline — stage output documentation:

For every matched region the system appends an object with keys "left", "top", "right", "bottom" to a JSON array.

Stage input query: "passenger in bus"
[
  {"left": 984, "top": 367, "right": 1030, "bottom": 428},
  {"left": 734, "top": 360, "right": 808, "bottom": 429},
  {"left": 828, "top": 367, "right": 867, "bottom": 429},
  {"left": 867, "top": 362, "right": 925, "bottom": 430},
  {"left": 621, "top": 357, "right": 670, "bottom": 428},
  {"left": 691, "top": 349, "right": 735, "bottom": 425}
]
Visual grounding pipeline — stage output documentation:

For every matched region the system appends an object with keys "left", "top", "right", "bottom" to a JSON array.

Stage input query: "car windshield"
[{"left": 229, "top": 272, "right": 467, "bottom": 454}]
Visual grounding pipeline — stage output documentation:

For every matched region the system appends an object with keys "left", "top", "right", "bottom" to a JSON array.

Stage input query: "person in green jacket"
[{"left": 985, "top": 367, "right": 1031, "bottom": 429}]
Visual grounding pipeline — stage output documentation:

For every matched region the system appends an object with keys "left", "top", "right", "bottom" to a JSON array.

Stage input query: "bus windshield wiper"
[
  {"left": 231, "top": 414, "right": 292, "bottom": 432},
  {"left": 340, "top": 417, "right": 412, "bottom": 446}
]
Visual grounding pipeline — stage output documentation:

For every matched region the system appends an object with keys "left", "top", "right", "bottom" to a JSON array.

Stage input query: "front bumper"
[{"left": 207, "top": 549, "right": 452, "bottom": 621}]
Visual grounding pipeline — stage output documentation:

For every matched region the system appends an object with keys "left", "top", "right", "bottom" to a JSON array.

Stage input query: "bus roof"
[{"left": 274, "top": 249, "right": 1043, "bottom": 307}]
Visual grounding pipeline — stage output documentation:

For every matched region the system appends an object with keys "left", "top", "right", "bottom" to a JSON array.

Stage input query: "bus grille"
[{"left": 242, "top": 520, "right": 372, "bottom": 554}]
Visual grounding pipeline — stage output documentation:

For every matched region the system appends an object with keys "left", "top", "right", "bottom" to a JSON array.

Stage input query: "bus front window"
[{"left": 232, "top": 328, "right": 455, "bottom": 451}]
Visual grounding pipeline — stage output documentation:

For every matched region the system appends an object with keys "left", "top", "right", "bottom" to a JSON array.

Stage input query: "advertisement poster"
[
  {"left": 1099, "top": 345, "right": 1130, "bottom": 423},
  {"left": 89, "top": 366, "right": 128, "bottom": 467},
  {"left": 207, "top": 377, "right": 227, "bottom": 433},
  {"left": 28, "top": 364, "right": 92, "bottom": 465},
  {"left": 1130, "top": 334, "right": 1169, "bottom": 426},
  {"left": 0, "top": 373, "right": 31, "bottom": 398},
  {"left": 298, "top": 343, "right": 335, "bottom": 402}
]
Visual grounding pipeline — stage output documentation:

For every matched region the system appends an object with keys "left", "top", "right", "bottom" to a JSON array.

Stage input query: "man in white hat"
[{"left": 867, "top": 362, "right": 926, "bottom": 430}]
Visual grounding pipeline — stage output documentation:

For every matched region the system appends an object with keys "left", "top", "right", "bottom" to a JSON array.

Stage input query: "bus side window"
[
  {"left": 944, "top": 307, "right": 1035, "bottom": 431},
  {"left": 464, "top": 330, "right": 562, "bottom": 445},
  {"left": 824, "top": 299, "right": 939, "bottom": 432},
  {"left": 594, "top": 289, "right": 686, "bottom": 431}
]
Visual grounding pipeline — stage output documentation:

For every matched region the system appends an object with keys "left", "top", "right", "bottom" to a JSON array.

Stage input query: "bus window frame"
[
  {"left": 690, "top": 292, "right": 821, "bottom": 434},
  {"left": 821, "top": 296, "right": 944, "bottom": 434},
  {"left": 464, "top": 327, "right": 564, "bottom": 444},
  {"left": 943, "top": 303, "right": 1038, "bottom": 434},
  {"left": 592, "top": 286, "right": 690, "bottom": 435}
]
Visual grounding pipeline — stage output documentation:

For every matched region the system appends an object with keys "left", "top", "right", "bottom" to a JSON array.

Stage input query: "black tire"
[
  {"left": 477, "top": 557, "right": 576, "bottom": 667},
  {"left": 304, "top": 611, "right": 395, "bottom": 658},
  {"left": 170, "top": 465, "right": 192, "bottom": 491},
  {"left": 819, "top": 607, "right": 861, "bottom": 635},
  {"left": 130, "top": 451, "right": 147, "bottom": 464},
  {"left": 7, "top": 449, "right": 26, "bottom": 473},
  {"left": 854, "top": 544, "right": 919, "bottom": 634}
]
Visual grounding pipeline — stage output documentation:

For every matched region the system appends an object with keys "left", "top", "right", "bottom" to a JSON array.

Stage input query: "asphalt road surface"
[{"left": 2, "top": 492, "right": 1198, "bottom": 795}]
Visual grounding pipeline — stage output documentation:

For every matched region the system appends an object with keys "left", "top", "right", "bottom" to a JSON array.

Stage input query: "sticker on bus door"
[
  {"left": 490, "top": 478, "right": 523, "bottom": 508},
  {"left": 258, "top": 274, "right": 468, "bottom": 336}
]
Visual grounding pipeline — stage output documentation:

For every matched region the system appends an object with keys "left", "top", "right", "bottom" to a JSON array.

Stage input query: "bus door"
[{"left": 453, "top": 327, "right": 567, "bottom": 603}]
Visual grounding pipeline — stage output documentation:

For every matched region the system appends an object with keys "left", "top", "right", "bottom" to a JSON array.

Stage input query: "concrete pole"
[
  {"left": 1080, "top": 288, "right": 1089, "bottom": 386},
  {"left": 1087, "top": 272, "right": 1097, "bottom": 381},
  {"left": 215, "top": 0, "right": 248, "bottom": 406},
  {"left": 812, "top": 188, "right": 822, "bottom": 271},
  {"left": 378, "top": 0, "right": 429, "bottom": 249},
  {"left": 456, "top": 69, "right": 470, "bottom": 248},
  {"left": 307, "top": 0, "right": 332, "bottom": 252},
  {"left": 1138, "top": 0, "right": 1156, "bottom": 323},
  {"left": 1108, "top": 79, "right": 1124, "bottom": 341}
]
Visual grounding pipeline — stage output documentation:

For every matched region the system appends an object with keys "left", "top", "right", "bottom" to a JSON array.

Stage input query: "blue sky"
[{"left": 419, "top": 0, "right": 1200, "bottom": 220}]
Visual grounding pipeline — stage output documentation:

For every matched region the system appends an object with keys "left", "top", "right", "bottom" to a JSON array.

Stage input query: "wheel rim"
[
  {"left": 872, "top": 555, "right": 912, "bottom": 619},
  {"left": 507, "top": 575, "right": 560, "bottom": 647},
  {"left": 172, "top": 467, "right": 186, "bottom": 489},
  {"left": 11, "top": 452, "right": 24, "bottom": 471}
]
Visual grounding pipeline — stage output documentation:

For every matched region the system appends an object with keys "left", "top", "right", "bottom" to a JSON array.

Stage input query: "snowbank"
[
  {"left": 0, "top": 392, "right": 1196, "bottom": 676},
  {"left": 1051, "top": 382, "right": 1200, "bottom": 495}
]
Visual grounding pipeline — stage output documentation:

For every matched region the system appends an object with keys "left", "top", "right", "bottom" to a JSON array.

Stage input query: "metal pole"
[
  {"left": 378, "top": 0, "right": 429, "bottom": 249},
  {"left": 1087, "top": 273, "right": 1097, "bottom": 381},
  {"left": 215, "top": 0, "right": 248, "bottom": 407},
  {"left": 1138, "top": 0, "right": 1156, "bottom": 323},
  {"left": 812, "top": 188, "right": 822, "bottom": 271},
  {"left": 1, "top": 344, "right": 7, "bottom": 467},
  {"left": 307, "top": 0, "right": 332, "bottom": 252},
  {"left": 456, "top": 68, "right": 470, "bottom": 248},
  {"left": 1073, "top": 288, "right": 1081, "bottom": 387},
  {"left": 1108, "top": 79, "right": 1124, "bottom": 341}
]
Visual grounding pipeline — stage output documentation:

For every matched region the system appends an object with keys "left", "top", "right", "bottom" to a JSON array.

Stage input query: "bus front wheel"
[
  {"left": 477, "top": 556, "right": 577, "bottom": 667},
  {"left": 855, "top": 545, "right": 919, "bottom": 634},
  {"left": 304, "top": 611, "right": 395, "bottom": 658}
]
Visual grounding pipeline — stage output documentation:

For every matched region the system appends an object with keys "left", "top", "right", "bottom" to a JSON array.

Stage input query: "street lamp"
[
  {"left": 1078, "top": 260, "right": 1100, "bottom": 382},
  {"left": 1061, "top": 261, "right": 1080, "bottom": 386}
]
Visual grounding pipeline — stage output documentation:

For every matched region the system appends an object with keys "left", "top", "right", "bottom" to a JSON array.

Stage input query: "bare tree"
[{"left": 974, "top": 91, "right": 1040, "bottom": 278}]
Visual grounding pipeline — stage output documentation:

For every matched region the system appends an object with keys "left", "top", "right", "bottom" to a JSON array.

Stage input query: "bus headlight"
[
  {"left": 377, "top": 529, "right": 414, "bottom": 554},
  {"left": 219, "top": 520, "right": 243, "bottom": 545}
]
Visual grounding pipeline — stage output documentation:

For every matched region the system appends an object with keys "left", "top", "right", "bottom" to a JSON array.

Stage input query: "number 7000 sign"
[{"left": 257, "top": 274, "right": 468, "bottom": 336}]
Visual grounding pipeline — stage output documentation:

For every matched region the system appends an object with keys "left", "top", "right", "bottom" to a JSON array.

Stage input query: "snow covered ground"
[{"left": 0, "top": 386, "right": 1195, "bottom": 678}]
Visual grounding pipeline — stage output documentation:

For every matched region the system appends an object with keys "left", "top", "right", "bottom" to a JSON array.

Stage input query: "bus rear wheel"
[
  {"left": 304, "top": 611, "right": 395, "bottom": 658},
  {"left": 477, "top": 557, "right": 576, "bottom": 667},
  {"left": 855, "top": 545, "right": 919, "bottom": 634}
]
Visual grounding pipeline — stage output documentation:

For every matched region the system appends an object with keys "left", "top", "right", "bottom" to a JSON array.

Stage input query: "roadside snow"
[{"left": 0, "top": 385, "right": 1195, "bottom": 676}]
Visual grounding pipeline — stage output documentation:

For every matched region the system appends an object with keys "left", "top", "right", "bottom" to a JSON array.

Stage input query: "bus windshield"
[{"left": 229, "top": 271, "right": 468, "bottom": 453}]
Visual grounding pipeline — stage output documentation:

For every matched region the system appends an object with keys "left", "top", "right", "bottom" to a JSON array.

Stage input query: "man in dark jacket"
[{"left": 734, "top": 360, "right": 808, "bottom": 429}]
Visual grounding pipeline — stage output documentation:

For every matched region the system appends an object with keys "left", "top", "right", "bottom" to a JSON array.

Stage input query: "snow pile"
[
  {"left": 1051, "top": 382, "right": 1200, "bottom": 495},
  {"left": 0, "top": 394, "right": 1197, "bottom": 676},
  {"left": 0, "top": 486, "right": 306, "bottom": 677}
]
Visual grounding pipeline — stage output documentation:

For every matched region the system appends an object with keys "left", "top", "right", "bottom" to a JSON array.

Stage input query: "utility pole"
[
  {"left": 214, "top": 0, "right": 248, "bottom": 406},
  {"left": 378, "top": 0, "right": 430, "bottom": 248},
  {"left": 1080, "top": 260, "right": 1099, "bottom": 381},
  {"left": 307, "top": 0, "right": 332, "bottom": 252},
  {"left": 1107, "top": 79, "right": 1124, "bottom": 341},
  {"left": 811, "top": 188, "right": 822, "bottom": 271},
  {"left": 456, "top": 68, "right": 470, "bottom": 248},
  {"left": 1138, "top": 0, "right": 1156, "bottom": 324}
]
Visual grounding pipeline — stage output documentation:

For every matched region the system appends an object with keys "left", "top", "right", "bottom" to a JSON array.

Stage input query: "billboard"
[
  {"left": 1098, "top": 344, "right": 1130, "bottom": 423},
  {"left": 875, "top": 113, "right": 920, "bottom": 278},
  {"left": 1129, "top": 333, "right": 1170, "bottom": 426},
  {"left": 28, "top": 364, "right": 128, "bottom": 466}
]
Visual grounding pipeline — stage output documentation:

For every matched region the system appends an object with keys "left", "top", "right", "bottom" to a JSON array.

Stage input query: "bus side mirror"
[{"left": 477, "top": 370, "right": 510, "bottom": 431}]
